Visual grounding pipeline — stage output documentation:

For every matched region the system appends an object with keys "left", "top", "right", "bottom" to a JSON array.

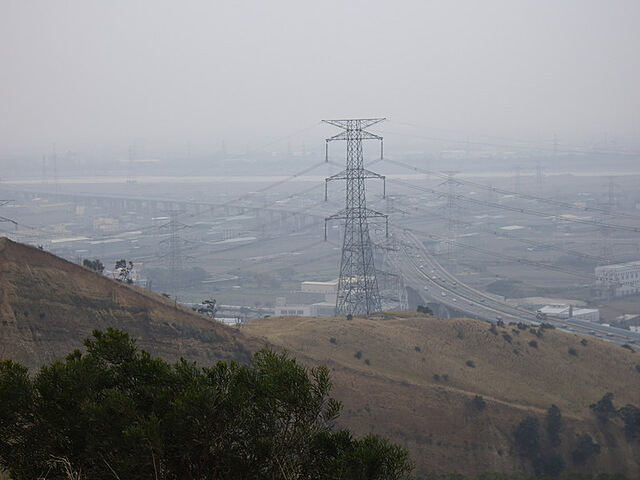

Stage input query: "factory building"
[
  {"left": 595, "top": 261, "right": 640, "bottom": 297},
  {"left": 537, "top": 304, "right": 600, "bottom": 322},
  {"left": 273, "top": 280, "right": 338, "bottom": 317}
]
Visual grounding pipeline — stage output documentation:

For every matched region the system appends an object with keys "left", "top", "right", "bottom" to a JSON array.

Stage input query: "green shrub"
[
  {"left": 0, "top": 329, "right": 415, "bottom": 480},
  {"left": 513, "top": 416, "right": 541, "bottom": 457},
  {"left": 465, "top": 360, "right": 476, "bottom": 368},
  {"left": 546, "top": 404, "right": 562, "bottom": 447},
  {"left": 471, "top": 395, "right": 486, "bottom": 411},
  {"left": 571, "top": 434, "right": 601, "bottom": 464}
]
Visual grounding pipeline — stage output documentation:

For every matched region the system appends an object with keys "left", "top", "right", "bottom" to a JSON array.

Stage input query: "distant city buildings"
[{"left": 595, "top": 261, "right": 640, "bottom": 297}]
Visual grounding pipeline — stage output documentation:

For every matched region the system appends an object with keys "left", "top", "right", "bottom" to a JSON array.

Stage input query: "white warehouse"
[{"left": 537, "top": 304, "right": 600, "bottom": 322}]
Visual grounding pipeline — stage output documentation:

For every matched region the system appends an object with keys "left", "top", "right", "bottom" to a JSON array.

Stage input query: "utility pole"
[{"left": 324, "top": 118, "right": 387, "bottom": 316}]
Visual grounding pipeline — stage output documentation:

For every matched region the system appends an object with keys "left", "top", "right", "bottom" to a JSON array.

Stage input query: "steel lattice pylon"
[{"left": 324, "top": 118, "right": 387, "bottom": 316}]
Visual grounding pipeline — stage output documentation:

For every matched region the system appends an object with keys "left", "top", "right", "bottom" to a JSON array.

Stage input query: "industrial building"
[
  {"left": 595, "top": 261, "right": 640, "bottom": 297},
  {"left": 537, "top": 304, "right": 600, "bottom": 322},
  {"left": 273, "top": 280, "right": 338, "bottom": 317}
]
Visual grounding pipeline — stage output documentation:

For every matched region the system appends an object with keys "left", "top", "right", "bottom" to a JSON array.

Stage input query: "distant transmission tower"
[
  {"left": 127, "top": 142, "right": 138, "bottom": 184},
  {"left": 0, "top": 200, "right": 18, "bottom": 230},
  {"left": 41, "top": 155, "right": 49, "bottom": 184},
  {"left": 439, "top": 171, "right": 460, "bottom": 256},
  {"left": 51, "top": 145, "right": 59, "bottom": 187},
  {"left": 324, "top": 118, "right": 387, "bottom": 316},
  {"left": 160, "top": 210, "right": 186, "bottom": 272},
  {"left": 534, "top": 160, "right": 544, "bottom": 191},
  {"left": 598, "top": 176, "right": 619, "bottom": 264}
]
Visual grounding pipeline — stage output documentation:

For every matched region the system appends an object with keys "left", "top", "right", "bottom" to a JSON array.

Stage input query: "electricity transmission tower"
[
  {"left": 438, "top": 171, "right": 460, "bottom": 256},
  {"left": 598, "top": 176, "right": 619, "bottom": 264},
  {"left": 534, "top": 160, "right": 544, "bottom": 190},
  {"left": 127, "top": 143, "right": 138, "bottom": 184},
  {"left": 160, "top": 210, "right": 187, "bottom": 272},
  {"left": 0, "top": 200, "right": 18, "bottom": 230},
  {"left": 324, "top": 118, "right": 387, "bottom": 316}
]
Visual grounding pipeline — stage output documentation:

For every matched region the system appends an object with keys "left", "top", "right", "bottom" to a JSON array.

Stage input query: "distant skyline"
[{"left": 1, "top": 0, "right": 639, "bottom": 157}]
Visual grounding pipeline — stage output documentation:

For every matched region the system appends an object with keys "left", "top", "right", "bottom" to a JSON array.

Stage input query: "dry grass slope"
[
  {"left": 244, "top": 312, "right": 639, "bottom": 415},
  {"left": 0, "top": 237, "right": 259, "bottom": 368},
  {"left": 244, "top": 312, "right": 640, "bottom": 476}
]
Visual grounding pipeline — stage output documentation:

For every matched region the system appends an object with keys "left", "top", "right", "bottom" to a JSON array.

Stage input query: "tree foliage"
[
  {"left": 115, "top": 259, "right": 134, "bottom": 284},
  {"left": 618, "top": 404, "right": 640, "bottom": 439},
  {"left": 546, "top": 404, "right": 562, "bottom": 447},
  {"left": 197, "top": 298, "right": 218, "bottom": 319},
  {"left": 82, "top": 258, "right": 104, "bottom": 274},
  {"left": 0, "top": 328, "right": 414, "bottom": 480},
  {"left": 571, "top": 434, "right": 601, "bottom": 464},
  {"left": 513, "top": 416, "right": 541, "bottom": 457},
  {"left": 589, "top": 392, "right": 616, "bottom": 423}
]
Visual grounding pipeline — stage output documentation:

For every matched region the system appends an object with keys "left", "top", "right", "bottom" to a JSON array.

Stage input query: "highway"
[{"left": 396, "top": 230, "right": 640, "bottom": 350}]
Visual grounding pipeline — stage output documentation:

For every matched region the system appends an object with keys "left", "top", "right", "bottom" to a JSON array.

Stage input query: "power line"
[
  {"left": 391, "top": 197, "right": 617, "bottom": 265},
  {"left": 384, "top": 177, "right": 640, "bottom": 233},
  {"left": 380, "top": 156, "right": 640, "bottom": 221},
  {"left": 400, "top": 224, "right": 596, "bottom": 281}
]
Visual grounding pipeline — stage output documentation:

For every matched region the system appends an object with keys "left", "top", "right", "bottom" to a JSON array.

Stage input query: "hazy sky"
[{"left": 1, "top": 0, "right": 639, "bottom": 155}]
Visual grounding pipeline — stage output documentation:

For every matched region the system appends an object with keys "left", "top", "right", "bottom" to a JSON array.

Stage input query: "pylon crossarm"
[
  {"left": 364, "top": 208, "right": 387, "bottom": 219},
  {"left": 322, "top": 118, "right": 385, "bottom": 130},
  {"left": 326, "top": 170, "right": 348, "bottom": 182},
  {"left": 327, "top": 170, "right": 384, "bottom": 182},
  {"left": 326, "top": 132, "right": 349, "bottom": 143},
  {"left": 325, "top": 210, "right": 348, "bottom": 221}
]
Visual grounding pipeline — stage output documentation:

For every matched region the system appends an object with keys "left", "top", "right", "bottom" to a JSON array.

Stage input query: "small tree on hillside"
[
  {"left": 571, "top": 434, "right": 601, "bottom": 464},
  {"left": 197, "top": 298, "right": 218, "bottom": 319},
  {"left": 618, "top": 404, "right": 640, "bottom": 439},
  {"left": 589, "top": 392, "right": 616, "bottom": 423},
  {"left": 82, "top": 258, "right": 104, "bottom": 274},
  {"left": 115, "top": 259, "right": 134, "bottom": 284},
  {"left": 546, "top": 404, "right": 562, "bottom": 447},
  {"left": 513, "top": 416, "right": 541, "bottom": 457}
]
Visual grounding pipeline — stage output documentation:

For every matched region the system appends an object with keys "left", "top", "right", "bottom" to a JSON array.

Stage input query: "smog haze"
[{"left": 1, "top": 0, "right": 639, "bottom": 160}]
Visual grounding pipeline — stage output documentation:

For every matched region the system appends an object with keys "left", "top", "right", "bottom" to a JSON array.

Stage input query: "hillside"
[
  {"left": 0, "top": 237, "right": 257, "bottom": 368},
  {"left": 1, "top": 237, "right": 638, "bottom": 477},
  {"left": 244, "top": 313, "right": 640, "bottom": 477}
]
